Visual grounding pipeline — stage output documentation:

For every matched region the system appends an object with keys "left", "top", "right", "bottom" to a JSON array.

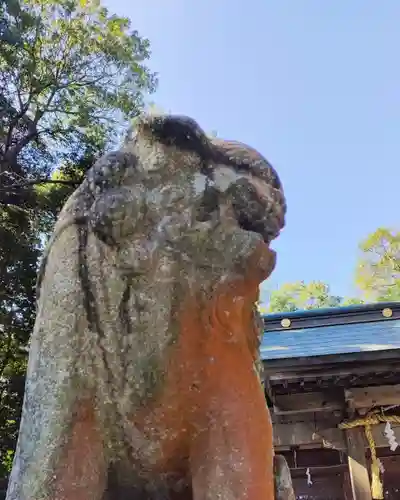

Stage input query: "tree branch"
[{"left": 0, "top": 179, "right": 81, "bottom": 191}]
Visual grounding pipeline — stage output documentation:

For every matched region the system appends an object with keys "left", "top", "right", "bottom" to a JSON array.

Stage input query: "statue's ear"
[
  {"left": 88, "top": 186, "right": 144, "bottom": 246},
  {"left": 84, "top": 151, "right": 143, "bottom": 246},
  {"left": 86, "top": 151, "right": 139, "bottom": 194}
]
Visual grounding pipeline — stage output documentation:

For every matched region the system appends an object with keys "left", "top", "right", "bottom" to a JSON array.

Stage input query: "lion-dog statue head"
[{"left": 6, "top": 114, "right": 292, "bottom": 500}]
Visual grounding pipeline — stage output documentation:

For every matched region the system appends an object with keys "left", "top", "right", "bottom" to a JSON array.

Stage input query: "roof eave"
[{"left": 262, "top": 301, "right": 400, "bottom": 332}]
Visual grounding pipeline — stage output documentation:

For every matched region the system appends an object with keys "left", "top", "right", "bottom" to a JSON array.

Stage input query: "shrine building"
[{"left": 261, "top": 302, "right": 400, "bottom": 500}]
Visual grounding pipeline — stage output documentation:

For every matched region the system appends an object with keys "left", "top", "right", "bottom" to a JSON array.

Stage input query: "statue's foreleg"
[
  {"left": 6, "top": 378, "right": 107, "bottom": 500},
  {"left": 6, "top": 227, "right": 108, "bottom": 500},
  {"left": 50, "top": 400, "right": 107, "bottom": 500},
  {"left": 189, "top": 364, "right": 275, "bottom": 500}
]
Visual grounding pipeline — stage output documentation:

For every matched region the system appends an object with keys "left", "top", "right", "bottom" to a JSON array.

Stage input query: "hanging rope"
[{"left": 339, "top": 413, "right": 400, "bottom": 499}]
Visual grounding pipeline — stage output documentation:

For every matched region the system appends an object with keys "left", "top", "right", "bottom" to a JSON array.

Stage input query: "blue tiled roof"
[{"left": 260, "top": 318, "right": 400, "bottom": 360}]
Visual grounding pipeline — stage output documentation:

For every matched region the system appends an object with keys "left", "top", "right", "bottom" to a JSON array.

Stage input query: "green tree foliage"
[
  {"left": 340, "top": 296, "right": 365, "bottom": 306},
  {"left": 0, "top": 0, "right": 156, "bottom": 187},
  {"left": 258, "top": 281, "right": 364, "bottom": 314},
  {"left": 265, "top": 281, "right": 343, "bottom": 313},
  {"left": 0, "top": 0, "right": 156, "bottom": 491},
  {"left": 259, "top": 227, "right": 400, "bottom": 314},
  {"left": 0, "top": 1, "right": 23, "bottom": 46},
  {"left": 356, "top": 228, "right": 400, "bottom": 302},
  {"left": 0, "top": 204, "right": 38, "bottom": 489}
]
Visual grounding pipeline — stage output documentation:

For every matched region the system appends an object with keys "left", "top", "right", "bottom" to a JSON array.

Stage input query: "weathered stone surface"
[
  {"left": 6, "top": 114, "right": 287, "bottom": 500},
  {"left": 274, "top": 455, "right": 296, "bottom": 500}
]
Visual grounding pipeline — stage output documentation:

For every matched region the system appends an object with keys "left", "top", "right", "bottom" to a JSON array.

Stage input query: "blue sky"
[{"left": 105, "top": 0, "right": 399, "bottom": 300}]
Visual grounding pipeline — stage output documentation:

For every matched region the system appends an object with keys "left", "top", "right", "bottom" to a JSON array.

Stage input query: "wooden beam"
[
  {"left": 345, "top": 428, "right": 372, "bottom": 500},
  {"left": 273, "top": 391, "right": 343, "bottom": 415},
  {"left": 273, "top": 422, "right": 346, "bottom": 450},
  {"left": 345, "top": 384, "right": 400, "bottom": 410},
  {"left": 273, "top": 420, "right": 400, "bottom": 450},
  {"left": 268, "top": 362, "right": 400, "bottom": 383}
]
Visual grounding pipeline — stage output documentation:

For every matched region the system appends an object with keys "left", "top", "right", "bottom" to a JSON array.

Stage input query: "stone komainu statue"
[{"left": 6, "top": 114, "right": 294, "bottom": 500}]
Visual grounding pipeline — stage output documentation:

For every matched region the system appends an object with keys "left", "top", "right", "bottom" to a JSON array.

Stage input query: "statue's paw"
[{"left": 274, "top": 454, "right": 296, "bottom": 500}]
